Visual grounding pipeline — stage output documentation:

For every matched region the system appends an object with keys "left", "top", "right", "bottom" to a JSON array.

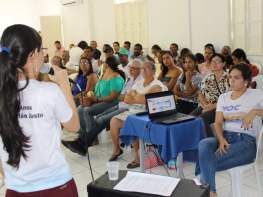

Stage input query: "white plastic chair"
[
  {"left": 227, "top": 118, "right": 263, "bottom": 197},
  {"left": 251, "top": 62, "right": 263, "bottom": 75},
  {"left": 252, "top": 75, "right": 263, "bottom": 91}
]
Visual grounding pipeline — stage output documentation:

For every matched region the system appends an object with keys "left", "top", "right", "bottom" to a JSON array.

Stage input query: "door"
[{"left": 40, "top": 16, "right": 64, "bottom": 58}]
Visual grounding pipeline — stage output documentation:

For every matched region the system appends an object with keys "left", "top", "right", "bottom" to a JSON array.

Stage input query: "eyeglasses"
[
  {"left": 211, "top": 60, "right": 223, "bottom": 65},
  {"left": 129, "top": 66, "right": 140, "bottom": 71},
  {"left": 42, "top": 48, "right": 48, "bottom": 56},
  {"left": 80, "top": 62, "right": 89, "bottom": 65},
  {"left": 140, "top": 67, "right": 154, "bottom": 71},
  {"left": 52, "top": 60, "right": 60, "bottom": 64},
  {"left": 29, "top": 47, "right": 48, "bottom": 57},
  {"left": 62, "top": 55, "right": 69, "bottom": 57}
]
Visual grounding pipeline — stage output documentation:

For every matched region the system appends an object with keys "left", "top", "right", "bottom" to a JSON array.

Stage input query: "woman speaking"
[{"left": 0, "top": 25, "right": 79, "bottom": 196}]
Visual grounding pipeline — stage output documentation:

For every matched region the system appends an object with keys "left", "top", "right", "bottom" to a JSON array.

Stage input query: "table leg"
[
  {"left": 139, "top": 139, "right": 145, "bottom": 173},
  {"left": 177, "top": 152, "right": 183, "bottom": 178}
]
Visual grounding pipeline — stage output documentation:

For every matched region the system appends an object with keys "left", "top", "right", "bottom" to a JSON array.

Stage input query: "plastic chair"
[
  {"left": 252, "top": 75, "right": 263, "bottom": 91},
  {"left": 227, "top": 118, "right": 263, "bottom": 197},
  {"left": 251, "top": 62, "right": 263, "bottom": 75}
]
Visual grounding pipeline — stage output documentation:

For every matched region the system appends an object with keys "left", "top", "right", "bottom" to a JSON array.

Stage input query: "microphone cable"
[{"left": 76, "top": 84, "right": 94, "bottom": 182}]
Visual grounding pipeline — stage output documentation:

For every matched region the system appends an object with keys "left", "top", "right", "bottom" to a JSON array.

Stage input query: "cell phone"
[{"left": 135, "top": 111, "right": 148, "bottom": 116}]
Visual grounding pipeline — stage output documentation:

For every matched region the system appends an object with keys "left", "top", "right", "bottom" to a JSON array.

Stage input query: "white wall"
[
  {"left": 147, "top": 0, "right": 191, "bottom": 52},
  {"left": 0, "top": 0, "right": 40, "bottom": 37},
  {"left": 88, "top": 0, "right": 116, "bottom": 52},
  {"left": 37, "top": 0, "right": 62, "bottom": 16},
  {"left": 62, "top": 0, "right": 91, "bottom": 50}
]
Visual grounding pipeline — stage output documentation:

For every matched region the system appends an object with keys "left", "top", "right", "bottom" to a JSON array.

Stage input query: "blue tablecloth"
[{"left": 119, "top": 114, "right": 205, "bottom": 163}]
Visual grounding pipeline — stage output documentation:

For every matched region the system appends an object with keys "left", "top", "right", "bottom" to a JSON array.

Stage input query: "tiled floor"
[{"left": 0, "top": 130, "right": 263, "bottom": 197}]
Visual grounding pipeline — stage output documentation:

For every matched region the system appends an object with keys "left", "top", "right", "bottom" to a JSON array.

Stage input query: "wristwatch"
[{"left": 95, "top": 97, "right": 99, "bottom": 102}]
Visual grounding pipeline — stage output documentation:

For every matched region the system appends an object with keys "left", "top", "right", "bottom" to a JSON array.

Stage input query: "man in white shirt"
[
  {"left": 116, "top": 48, "right": 131, "bottom": 79},
  {"left": 83, "top": 46, "right": 99, "bottom": 73},
  {"left": 109, "top": 61, "right": 167, "bottom": 168},
  {"left": 67, "top": 41, "right": 88, "bottom": 71}
]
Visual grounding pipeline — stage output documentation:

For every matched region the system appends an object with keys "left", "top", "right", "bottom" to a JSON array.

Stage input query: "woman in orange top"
[{"left": 231, "top": 48, "right": 259, "bottom": 88}]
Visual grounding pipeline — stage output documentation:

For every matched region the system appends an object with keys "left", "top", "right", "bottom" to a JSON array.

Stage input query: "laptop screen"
[{"left": 147, "top": 95, "right": 176, "bottom": 114}]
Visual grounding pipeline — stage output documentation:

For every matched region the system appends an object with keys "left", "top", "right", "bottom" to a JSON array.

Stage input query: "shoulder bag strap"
[{"left": 214, "top": 74, "right": 222, "bottom": 95}]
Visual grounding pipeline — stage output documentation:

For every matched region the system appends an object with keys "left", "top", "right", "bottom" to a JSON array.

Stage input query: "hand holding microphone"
[
  {"left": 49, "top": 65, "right": 69, "bottom": 86},
  {"left": 40, "top": 63, "right": 77, "bottom": 84}
]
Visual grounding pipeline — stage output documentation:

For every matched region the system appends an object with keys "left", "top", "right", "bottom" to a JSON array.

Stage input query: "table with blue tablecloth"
[{"left": 119, "top": 114, "right": 205, "bottom": 177}]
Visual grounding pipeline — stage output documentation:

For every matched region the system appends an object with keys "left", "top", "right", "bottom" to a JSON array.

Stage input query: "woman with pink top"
[{"left": 199, "top": 46, "right": 215, "bottom": 77}]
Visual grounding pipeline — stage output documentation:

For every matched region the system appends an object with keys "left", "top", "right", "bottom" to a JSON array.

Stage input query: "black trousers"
[{"left": 189, "top": 106, "right": 215, "bottom": 137}]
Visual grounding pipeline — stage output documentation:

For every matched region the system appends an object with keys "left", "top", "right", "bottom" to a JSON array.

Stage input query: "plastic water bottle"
[{"left": 168, "top": 159, "right": 177, "bottom": 170}]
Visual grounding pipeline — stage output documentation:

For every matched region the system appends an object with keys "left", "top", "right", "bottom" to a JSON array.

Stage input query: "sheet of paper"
[{"left": 113, "top": 171, "right": 181, "bottom": 196}]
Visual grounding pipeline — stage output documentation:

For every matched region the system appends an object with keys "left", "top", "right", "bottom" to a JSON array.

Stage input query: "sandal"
[
  {"left": 127, "top": 161, "right": 140, "bottom": 169},
  {"left": 109, "top": 149, "right": 123, "bottom": 162}
]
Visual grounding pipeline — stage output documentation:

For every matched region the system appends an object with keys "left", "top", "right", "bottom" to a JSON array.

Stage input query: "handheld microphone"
[{"left": 40, "top": 63, "right": 77, "bottom": 84}]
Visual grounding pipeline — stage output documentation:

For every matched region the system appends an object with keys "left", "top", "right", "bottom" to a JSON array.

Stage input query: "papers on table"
[{"left": 113, "top": 171, "right": 181, "bottom": 196}]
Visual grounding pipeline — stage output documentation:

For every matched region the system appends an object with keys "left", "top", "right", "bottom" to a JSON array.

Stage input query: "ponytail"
[
  {"left": 0, "top": 24, "right": 41, "bottom": 169},
  {"left": 105, "top": 57, "right": 126, "bottom": 81}
]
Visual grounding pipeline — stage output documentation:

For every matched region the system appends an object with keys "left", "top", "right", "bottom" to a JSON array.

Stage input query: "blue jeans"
[
  {"left": 197, "top": 131, "right": 256, "bottom": 193},
  {"left": 77, "top": 101, "right": 118, "bottom": 143},
  {"left": 74, "top": 99, "right": 80, "bottom": 108},
  {"left": 78, "top": 106, "right": 129, "bottom": 149}
]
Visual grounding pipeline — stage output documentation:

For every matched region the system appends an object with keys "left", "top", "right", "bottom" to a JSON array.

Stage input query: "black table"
[{"left": 87, "top": 171, "right": 209, "bottom": 197}]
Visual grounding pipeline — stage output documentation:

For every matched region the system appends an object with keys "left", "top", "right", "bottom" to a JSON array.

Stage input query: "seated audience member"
[
  {"left": 62, "top": 50, "right": 70, "bottom": 66},
  {"left": 170, "top": 43, "right": 179, "bottom": 60},
  {"left": 176, "top": 48, "right": 192, "bottom": 71},
  {"left": 70, "top": 57, "right": 125, "bottom": 147},
  {"left": 190, "top": 53, "right": 230, "bottom": 137},
  {"left": 71, "top": 57, "right": 98, "bottom": 107},
  {"left": 90, "top": 40, "right": 101, "bottom": 60},
  {"left": 69, "top": 44, "right": 74, "bottom": 49},
  {"left": 197, "top": 63, "right": 262, "bottom": 197},
  {"left": 157, "top": 51, "right": 183, "bottom": 91},
  {"left": 116, "top": 48, "right": 131, "bottom": 78},
  {"left": 231, "top": 48, "right": 259, "bottom": 79},
  {"left": 174, "top": 54, "right": 203, "bottom": 114},
  {"left": 104, "top": 46, "right": 120, "bottom": 64},
  {"left": 109, "top": 61, "right": 167, "bottom": 168},
  {"left": 199, "top": 46, "right": 215, "bottom": 77},
  {"left": 54, "top": 40, "right": 64, "bottom": 57},
  {"left": 221, "top": 45, "right": 231, "bottom": 57},
  {"left": 35, "top": 52, "right": 50, "bottom": 82},
  {"left": 156, "top": 50, "right": 165, "bottom": 74},
  {"left": 99, "top": 44, "right": 111, "bottom": 63},
  {"left": 225, "top": 55, "right": 233, "bottom": 70},
  {"left": 44, "top": 56, "right": 67, "bottom": 82},
  {"left": 204, "top": 43, "right": 214, "bottom": 50},
  {"left": 123, "top": 41, "right": 134, "bottom": 58},
  {"left": 151, "top": 45, "right": 162, "bottom": 63},
  {"left": 62, "top": 60, "right": 143, "bottom": 154},
  {"left": 83, "top": 46, "right": 99, "bottom": 73},
  {"left": 113, "top": 42, "right": 120, "bottom": 54},
  {"left": 196, "top": 53, "right": 205, "bottom": 64},
  {"left": 131, "top": 44, "right": 148, "bottom": 62},
  {"left": 69, "top": 41, "right": 88, "bottom": 69}
]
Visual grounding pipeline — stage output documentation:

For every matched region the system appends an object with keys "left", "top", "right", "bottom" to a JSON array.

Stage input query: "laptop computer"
[{"left": 145, "top": 91, "right": 195, "bottom": 125}]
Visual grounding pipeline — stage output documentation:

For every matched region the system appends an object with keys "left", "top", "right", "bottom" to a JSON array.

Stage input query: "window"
[
  {"left": 231, "top": 0, "right": 263, "bottom": 54},
  {"left": 114, "top": 0, "right": 148, "bottom": 48}
]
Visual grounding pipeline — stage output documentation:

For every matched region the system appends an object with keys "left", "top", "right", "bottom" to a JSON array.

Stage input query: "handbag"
[
  {"left": 144, "top": 145, "right": 163, "bottom": 169},
  {"left": 79, "top": 96, "right": 95, "bottom": 107}
]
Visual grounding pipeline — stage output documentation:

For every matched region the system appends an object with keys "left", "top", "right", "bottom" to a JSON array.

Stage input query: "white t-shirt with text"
[
  {"left": 217, "top": 89, "right": 263, "bottom": 136},
  {"left": 0, "top": 80, "right": 73, "bottom": 192}
]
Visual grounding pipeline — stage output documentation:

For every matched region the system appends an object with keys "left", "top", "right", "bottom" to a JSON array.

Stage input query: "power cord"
[
  {"left": 148, "top": 121, "right": 170, "bottom": 177},
  {"left": 77, "top": 84, "right": 94, "bottom": 182}
]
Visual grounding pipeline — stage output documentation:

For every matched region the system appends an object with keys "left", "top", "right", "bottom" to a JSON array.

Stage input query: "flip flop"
[
  {"left": 127, "top": 161, "right": 140, "bottom": 169},
  {"left": 109, "top": 149, "right": 123, "bottom": 162}
]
